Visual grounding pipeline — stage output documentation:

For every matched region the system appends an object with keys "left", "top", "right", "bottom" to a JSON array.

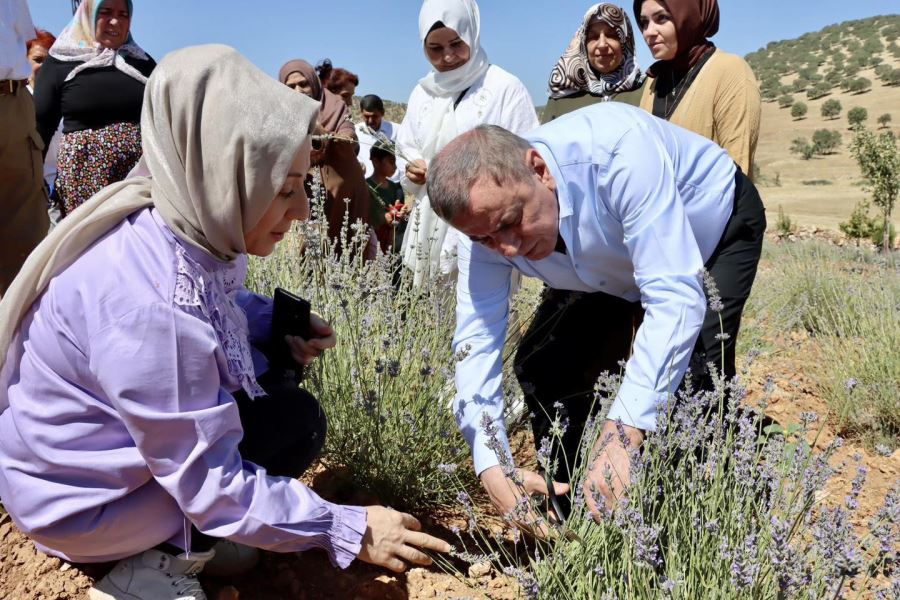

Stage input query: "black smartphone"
[{"left": 271, "top": 288, "right": 312, "bottom": 380}]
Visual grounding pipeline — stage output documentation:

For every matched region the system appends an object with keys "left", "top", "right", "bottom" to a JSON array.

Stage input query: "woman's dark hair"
[
  {"left": 360, "top": 94, "right": 385, "bottom": 113},
  {"left": 315, "top": 58, "right": 333, "bottom": 84},
  {"left": 369, "top": 143, "right": 395, "bottom": 162}
]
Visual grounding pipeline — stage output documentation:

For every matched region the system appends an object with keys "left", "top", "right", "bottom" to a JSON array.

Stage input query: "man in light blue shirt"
[{"left": 426, "top": 103, "right": 765, "bottom": 522}]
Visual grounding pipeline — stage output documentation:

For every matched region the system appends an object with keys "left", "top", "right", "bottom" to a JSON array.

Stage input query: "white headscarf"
[
  {"left": 49, "top": 0, "right": 151, "bottom": 84},
  {"left": 417, "top": 0, "right": 490, "bottom": 99},
  {"left": 0, "top": 44, "right": 319, "bottom": 405},
  {"left": 402, "top": 0, "right": 490, "bottom": 284}
]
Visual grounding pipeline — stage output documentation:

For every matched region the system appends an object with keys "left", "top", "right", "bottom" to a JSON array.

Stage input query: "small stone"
[{"left": 468, "top": 561, "right": 491, "bottom": 578}]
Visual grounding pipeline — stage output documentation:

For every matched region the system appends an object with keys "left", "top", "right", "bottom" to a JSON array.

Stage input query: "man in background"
[
  {"left": 356, "top": 94, "right": 405, "bottom": 181},
  {"left": 0, "top": 0, "right": 51, "bottom": 296}
]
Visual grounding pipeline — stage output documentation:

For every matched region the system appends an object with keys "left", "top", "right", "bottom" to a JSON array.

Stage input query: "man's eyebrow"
[{"left": 285, "top": 172, "right": 305, "bottom": 178}]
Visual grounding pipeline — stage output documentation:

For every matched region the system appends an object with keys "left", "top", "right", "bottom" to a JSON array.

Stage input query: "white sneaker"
[
  {"left": 203, "top": 539, "right": 259, "bottom": 577},
  {"left": 89, "top": 548, "right": 213, "bottom": 600}
]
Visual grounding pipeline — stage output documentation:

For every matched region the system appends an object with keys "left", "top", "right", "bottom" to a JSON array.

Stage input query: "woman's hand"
[
  {"left": 357, "top": 506, "right": 452, "bottom": 572},
  {"left": 405, "top": 159, "right": 428, "bottom": 185},
  {"left": 284, "top": 312, "right": 337, "bottom": 366},
  {"left": 310, "top": 123, "right": 329, "bottom": 165}
]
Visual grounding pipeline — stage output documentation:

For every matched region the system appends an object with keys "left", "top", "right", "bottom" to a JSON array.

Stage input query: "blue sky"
[{"left": 27, "top": 1, "right": 896, "bottom": 105}]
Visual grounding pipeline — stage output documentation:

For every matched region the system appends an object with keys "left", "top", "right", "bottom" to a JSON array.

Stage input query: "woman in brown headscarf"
[
  {"left": 633, "top": 0, "right": 760, "bottom": 176},
  {"left": 279, "top": 59, "right": 370, "bottom": 250}
]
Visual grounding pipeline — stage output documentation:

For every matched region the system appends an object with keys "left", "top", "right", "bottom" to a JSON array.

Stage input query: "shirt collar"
[{"left": 532, "top": 141, "right": 573, "bottom": 221}]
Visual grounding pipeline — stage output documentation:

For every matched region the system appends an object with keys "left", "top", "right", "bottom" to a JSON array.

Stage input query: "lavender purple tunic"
[{"left": 0, "top": 207, "right": 366, "bottom": 566}]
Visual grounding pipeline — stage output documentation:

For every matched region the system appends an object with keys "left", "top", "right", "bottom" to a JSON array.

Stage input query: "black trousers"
[
  {"left": 515, "top": 169, "right": 766, "bottom": 484},
  {"left": 162, "top": 370, "right": 327, "bottom": 553}
]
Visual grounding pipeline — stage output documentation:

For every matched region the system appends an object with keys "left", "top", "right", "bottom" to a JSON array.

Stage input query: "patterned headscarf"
[
  {"left": 49, "top": 0, "right": 150, "bottom": 84},
  {"left": 548, "top": 3, "right": 644, "bottom": 99}
]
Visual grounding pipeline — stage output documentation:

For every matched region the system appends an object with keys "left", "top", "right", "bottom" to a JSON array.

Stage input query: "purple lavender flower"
[
  {"left": 701, "top": 269, "right": 725, "bottom": 313},
  {"left": 438, "top": 463, "right": 458, "bottom": 475},
  {"left": 502, "top": 566, "right": 539, "bottom": 600},
  {"left": 768, "top": 516, "right": 810, "bottom": 594},
  {"left": 729, "top": 532, "right": 761, "bottom": 589},
  {"left": 812, "top": 506, "right": 863, "bottom": 583},
  {"left": 845, "top": 464, "right": 867, "bottom": 511},
  {"left": 387, "top": 359, "right": 401, "bottom": 377}
]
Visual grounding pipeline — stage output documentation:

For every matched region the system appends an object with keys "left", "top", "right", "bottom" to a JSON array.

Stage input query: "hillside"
[{"left": 747, "top": 14, "right": 900, "bottom": 231}]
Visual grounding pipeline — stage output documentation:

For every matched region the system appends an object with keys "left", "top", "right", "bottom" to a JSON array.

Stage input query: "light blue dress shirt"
[{"left": 453, "top": 103, "right": 738, "bottom": 475}]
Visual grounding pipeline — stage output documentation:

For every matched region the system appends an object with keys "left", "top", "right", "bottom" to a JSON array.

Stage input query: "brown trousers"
[{"left": 0, "top": 88, "right": 50, "bottom": 295}]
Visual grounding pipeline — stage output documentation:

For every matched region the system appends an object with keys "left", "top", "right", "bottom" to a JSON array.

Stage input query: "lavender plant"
[
  {"left": 245, "top": 172, "right": 474, "bottom": 509},
  {"left": 741, "top": 240, "right": 899, "bottom": 449},
  {"left": 438, "top": 369, "right": 899, "bottom": 599}
]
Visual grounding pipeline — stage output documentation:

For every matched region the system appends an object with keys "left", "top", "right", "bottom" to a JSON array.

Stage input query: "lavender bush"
[
  {"left": 439, "top": 370, "right": 899, "bottom": 599},
  {"left": 741, "top": 240, "right": 899, "bottom": 449},
  {"left": 245, "top": 175, "right": 475, "bottom": 508}
]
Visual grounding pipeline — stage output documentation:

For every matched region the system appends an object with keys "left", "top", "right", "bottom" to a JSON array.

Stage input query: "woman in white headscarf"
[
  {"left": 0, "top": 45, "right": 448, "bottom": 600},
  {"left": 397, "top": 0, "right": 539, "bottom": 286}
]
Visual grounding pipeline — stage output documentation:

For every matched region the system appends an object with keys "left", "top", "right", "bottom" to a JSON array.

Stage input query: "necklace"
[{"left": 662, "top": 56, "right": 707, "bottom": 120}]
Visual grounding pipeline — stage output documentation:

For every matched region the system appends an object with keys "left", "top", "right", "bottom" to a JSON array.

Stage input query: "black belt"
[{"left": 0, "top": 79, "right": 28, "bottom": 96}]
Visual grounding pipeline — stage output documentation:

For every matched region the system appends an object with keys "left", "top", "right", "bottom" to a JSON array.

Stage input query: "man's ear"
[{"left": 526, "top": 148, "right": 555, "bottom": 190}]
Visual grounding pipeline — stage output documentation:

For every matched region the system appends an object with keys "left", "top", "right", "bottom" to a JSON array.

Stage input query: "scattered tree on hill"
[
  {"left": 821, "top": 99, "right": 842, "bottom": 120},
  {"left": 790, "top": 137, "right": 815, "bottom": 160},
  {"left": 812, "top": 129, "right": 842, "bottom": 155},
  {"left": 778, "top": 94, "right": 795, "bottom": 108},
  {"left": 791, "top": 77, "right": 810, "bottom": 93},
  {"left": 889, "top": 69, "right": 900, "bottom": 87},
  {"left": 863, "top": 36, "right": 884, "bottom": 54},
  {"left": 875, "top": 64, "right": 893, "bottom": 83},
  {"left": 791, "top": 102, "right": 808, "bottom": 120},
  {"left": 849, "top": 77, "right": 872, "bottom": 94},
  {"left": 806, "top": 82, "right": 831, "bottom": 100},
  {"left": 878, "top": 113, "right": 893, "bottom": 129},
  {"left": 848, "top": 107, "right": 868, "bottom": 130},
  {"left": 824, "top": 69, "right": 843, "bottom": 86},
  {"left": 850, "top": 128, "right": 900, "bottom": 251}
]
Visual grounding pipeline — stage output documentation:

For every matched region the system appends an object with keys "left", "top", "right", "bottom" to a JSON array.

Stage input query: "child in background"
[{"left": 367, "top": 143, "right": 408, "bottom": 253}]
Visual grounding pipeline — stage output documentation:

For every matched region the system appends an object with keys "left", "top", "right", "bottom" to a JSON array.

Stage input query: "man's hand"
[
  {"left": 480, "top": 465, "right": 569, "bottom": 537},
  {"left": 405, "top": 159, "right": 428, "bottom": 185},
  {"left": 357, "top": 506, "right": 452, "bottom": 573},
  {"left": 583, "top": 420, "right": 644, "bottom": 520},
  {"left": 285, "top": 312, "right": 337, "bottom": 366}
]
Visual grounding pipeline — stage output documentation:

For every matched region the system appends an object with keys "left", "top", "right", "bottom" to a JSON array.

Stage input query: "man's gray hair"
[{"left": 427, "top": 125, "right": 535, "bottom": 223}]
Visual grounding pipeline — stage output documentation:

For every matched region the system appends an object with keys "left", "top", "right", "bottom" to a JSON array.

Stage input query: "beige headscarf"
[{"left": 0, "top": 44, "right": 320, "bottom": 376}]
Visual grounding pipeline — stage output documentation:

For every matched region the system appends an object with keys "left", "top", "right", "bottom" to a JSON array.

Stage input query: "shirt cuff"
[
  {"left": 471, "top": 419, "right": 513, "bottom": 476},
  {"left": 326, "top": 505, "right": 368, "bottom": 569},
  {"left": 607, "top": 379, "right": 671, "bottom": 432}
]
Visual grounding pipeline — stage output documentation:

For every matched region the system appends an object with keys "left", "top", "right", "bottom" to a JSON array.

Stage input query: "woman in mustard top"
[{"left": 633, "top": 0, "right": 761, "bottom": 175}]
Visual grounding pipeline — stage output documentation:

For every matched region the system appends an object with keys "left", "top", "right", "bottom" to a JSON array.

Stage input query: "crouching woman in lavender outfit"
[{"left": 0, "top": 44, "right": 448, "bottom": 600}]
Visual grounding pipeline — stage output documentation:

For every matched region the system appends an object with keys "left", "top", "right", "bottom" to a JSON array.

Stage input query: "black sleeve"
[
  {"left": 129, "top": 53, "right": 156, "bottom": 78},
  {"left": 33, "top": 57, "right": 65, "bottom": 156}
]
